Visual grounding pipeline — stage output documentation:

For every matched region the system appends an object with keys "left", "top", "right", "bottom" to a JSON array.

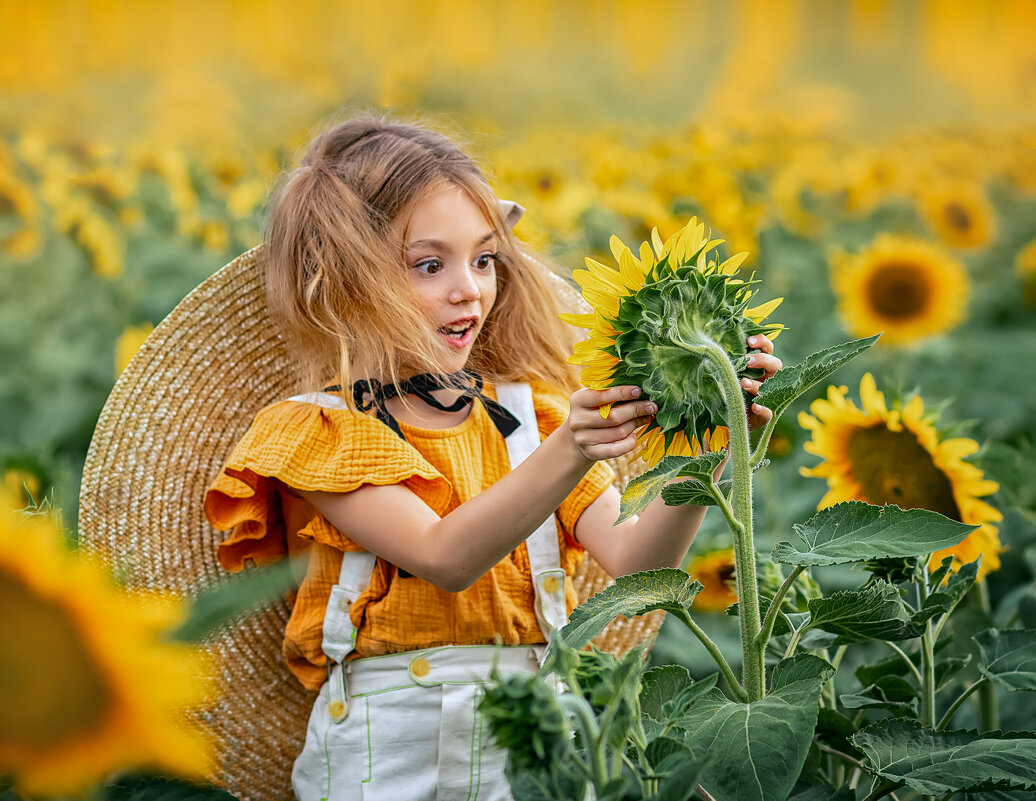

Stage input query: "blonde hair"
[{"left": 263, "top": 112, "right": 579, "bottom": 401}]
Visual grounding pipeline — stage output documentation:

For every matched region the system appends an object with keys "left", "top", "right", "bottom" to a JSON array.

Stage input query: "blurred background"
[{"left": 1, "top": 0, "right": 1034, "bottom": 717}]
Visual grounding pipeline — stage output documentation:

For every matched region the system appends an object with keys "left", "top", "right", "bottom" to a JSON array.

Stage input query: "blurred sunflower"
[
  {"left": 919, "top": 181, "right": 996, "bottom": 250},
  {"left": 831, "top": 234, "right": 969, "bottom": 346},
  {"left": 0, "top": 489, "right": 213, "bottom": 794},
  {"left": 687, "top": 549, "right": 737, "bottom": 612},
  {"left": 799, "top": 374, "right": 1002, "bottom": 577},
  {"left": 116, "top": 323, "right": 155, "bottom": 376},
  {"left": 562, "top": 217, "right": 783, "bottom": 467}
]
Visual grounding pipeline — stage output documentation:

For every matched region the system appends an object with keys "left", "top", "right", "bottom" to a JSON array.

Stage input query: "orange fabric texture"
[{"left": 204, "top": 381, "right": 614, "bottom": 691}]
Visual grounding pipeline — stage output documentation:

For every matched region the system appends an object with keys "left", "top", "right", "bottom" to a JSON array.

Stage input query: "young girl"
[{"left": 203, "top": 114, "right": 781, "bottom": 801}]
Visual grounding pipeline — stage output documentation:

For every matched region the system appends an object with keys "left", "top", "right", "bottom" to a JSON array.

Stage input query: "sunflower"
[
  {"left": 687, "top": 549, "right": 738, "bottom": 612},
  {"left": 798, "top": 374, "right": 1002, "bottom": 577},
  {"left": 0, "top": 489, "right": 213, "bottom": 794},
  {"left": 919, "top": 181, "right": 996, "bottom": 250},
  {"left": 562, "top": 217, "right": 783, "bottom": 467},
  {"left": 831, "top": 234, "right": 969, "bottom": 346},
  {"left": 115, "top": 322, "right": 155, "bottom": 377}
]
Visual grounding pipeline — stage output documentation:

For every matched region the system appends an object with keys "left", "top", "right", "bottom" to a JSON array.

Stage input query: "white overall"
[{"left": 291, "top": 383, "right": 568, "bottom": 801}]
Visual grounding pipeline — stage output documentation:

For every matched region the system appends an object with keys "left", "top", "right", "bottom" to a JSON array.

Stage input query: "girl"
[{"left": 203, "top": 114, "right": 781, "bottom": 801}]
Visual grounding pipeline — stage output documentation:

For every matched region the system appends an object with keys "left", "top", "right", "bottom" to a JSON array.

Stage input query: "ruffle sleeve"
[
  {"left": 204, "top": 399, "right": 453, "bottom": 571},
  {"left": 529, "top": 381, "right": 616, "bottom": 549}
]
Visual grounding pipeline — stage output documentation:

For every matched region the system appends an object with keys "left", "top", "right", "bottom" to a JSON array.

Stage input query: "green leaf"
[
  {"left": 787, "top": 780, "right": 856, "bottom": 801},
  {"left": 641, "top": 666, "right": 718, "bottom": 722},
  {"left": 770, "top": 654, "right": 835, "bottom": 691},
  {"left": 914, "top": 559, "right": 981, "bottom": 626},
  {"left": 852, "top": 719, "right": 1036, "bottom": 794},
  {"left": 754, "top": 335, "right": 880, "bottom": 420},
  {"left": 935, "top": 656, "right": 972, "bottom": 691},
  {"left": 561, "top": 569, "right": 703, "bottom": 648},
  {"left": 856, "top": 649, "right": 916, "bottom": 687},
  {"left": 617, "top": 455, "right": 700, "bottom": 523},
  {"left": 652, "top": 748, "right": 705, "bottom": 801},
  {"left": 807, "top": 582, "right": 916, "bottom": 645},
  {"left": 169, "top": 557, "right": 300, "bottom": 642},
  {"left": 772, "top": 501, "right": 977, "bottom": 567},
  {"left": 975, "top": 629, "right": 1036, "bottom": 692},
  {"left": 840, "top": 678, "right": 919, "bottom": 716},
  {"left": 662, "top": 478, "right": 729, "bottom": 508},
  {"left": 676, "top": 679, "right": 824, "bottom": 801}
]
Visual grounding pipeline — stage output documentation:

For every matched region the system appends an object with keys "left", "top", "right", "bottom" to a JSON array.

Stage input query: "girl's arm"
[
  {"left": 296, "top": 383, "right": 653, "bottom": 592},
  {"left": 574, "top": 335, "right": 782, "bottom": 576}
]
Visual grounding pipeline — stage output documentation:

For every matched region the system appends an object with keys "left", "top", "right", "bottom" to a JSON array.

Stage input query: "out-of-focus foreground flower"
[
  {"left": 798, "top": 373, "right": 1003, "bottom": 577},
  {"left": 0, "top": 489, "right": 213, "bottom": 795}
]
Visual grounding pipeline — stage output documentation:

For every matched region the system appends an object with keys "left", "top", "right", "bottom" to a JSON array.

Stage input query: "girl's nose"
[{"left": 448, "top": 268, "right": 481, "bottom": 304}]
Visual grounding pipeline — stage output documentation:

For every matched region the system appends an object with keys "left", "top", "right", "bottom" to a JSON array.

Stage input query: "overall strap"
[{"left": 495, "top": 383, "right": 568, "bottom": 640}]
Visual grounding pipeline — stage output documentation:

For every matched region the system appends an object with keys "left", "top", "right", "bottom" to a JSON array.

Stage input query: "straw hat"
[{"left": 77, "top": 244, "right": 663, "bottom": 801}]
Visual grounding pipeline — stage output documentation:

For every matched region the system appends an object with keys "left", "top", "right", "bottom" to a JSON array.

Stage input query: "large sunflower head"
[
  {"left": 831, "top": 234, "right": 969, "bottom": 346},
  {"left": 562, "top": 217, "right": 783, "bottom": 466},
  {"left": 798, "top": 374, "right": 1003, "bottom": 577},
  {"left": 0, "top": 489, "right": 213, "bottom": 794}
]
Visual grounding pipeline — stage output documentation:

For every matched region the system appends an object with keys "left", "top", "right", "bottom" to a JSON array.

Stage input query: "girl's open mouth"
[{"left": 437, "top": 318, "right": 478, "bottom": 348}]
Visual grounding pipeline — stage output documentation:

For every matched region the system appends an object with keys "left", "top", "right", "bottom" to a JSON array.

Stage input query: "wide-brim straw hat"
[{"left": 78, "top": 244, "right": 663, "bottom": 801}]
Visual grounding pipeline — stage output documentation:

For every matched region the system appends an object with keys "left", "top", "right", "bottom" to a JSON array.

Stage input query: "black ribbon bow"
[{"left": 344, "top": 371, "right": 521, "bottom": 440}]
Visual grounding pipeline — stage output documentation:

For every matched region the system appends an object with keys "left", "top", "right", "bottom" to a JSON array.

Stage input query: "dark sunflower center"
[
  {"left": 846, "top": 425, "right": 962, "bottom": 520},
  {"left": 944, "top": 202, "right": 973, "bottom": 232},
  {"left": 717, "top": 563, "right": 736, "bottom": 586},
  {"left": 866, "top": 262, "right": 930, "bottom": 320},
  {"left": 0, "top": 570, "right": 110, "bottom": 746}
]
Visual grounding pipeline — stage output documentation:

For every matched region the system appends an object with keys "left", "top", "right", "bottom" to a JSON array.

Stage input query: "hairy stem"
[
  {"left": 937, "top": 677, "right": 990, "bottom": 731},
  {"left": 750, "top": 414, "right": 778, "bottom": 468},
  {"left": 756, "top": 564, "right": 806, "bottom": 650},
  {"left": 701, "top": 337, "right": 764, "bottom": 700},
  {"left": 675, "top": 608, "right": 749, "bottom": 702}
]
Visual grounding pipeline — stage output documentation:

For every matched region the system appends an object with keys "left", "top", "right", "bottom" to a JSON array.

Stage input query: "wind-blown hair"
[{"left": 263, "top": 113, "right": 580, "bottom": 400}]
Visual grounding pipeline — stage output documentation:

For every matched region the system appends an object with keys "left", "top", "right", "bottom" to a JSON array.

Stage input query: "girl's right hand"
[{"left": 566, "top": 386, "right": 656, "bottom": 462}]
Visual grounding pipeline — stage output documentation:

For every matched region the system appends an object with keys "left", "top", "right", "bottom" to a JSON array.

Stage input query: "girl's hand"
[
  {"left": 566, "top": 385, "right": 656, "bottom": 462},
  {"left": 742, "top": 334, "right": 782, "bottom": 430}
]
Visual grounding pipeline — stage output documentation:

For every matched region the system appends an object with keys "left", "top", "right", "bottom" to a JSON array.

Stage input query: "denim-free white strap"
[{"left": 495, "top": 382, "right": 567, "bottom": 640}]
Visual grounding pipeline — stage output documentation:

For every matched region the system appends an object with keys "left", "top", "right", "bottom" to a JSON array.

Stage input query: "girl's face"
[{"left": 402, "top": 183, "right": 499, "bottom": 373}]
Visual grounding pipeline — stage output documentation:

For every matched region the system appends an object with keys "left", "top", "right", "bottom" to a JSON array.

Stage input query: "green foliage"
[
  {"left": 617, "top": 452, "right": 725, "bottom": 523},
  {"left": 753, "top": 335, "right": 879, "bottom": 421},
  {"left": 806, "top": 582, "right": 917, "bottom": 645},
  {"left": 975, "top": 629, "right": 1036, "bottom": 692},
  {"left": 771, "top": 501, "right": 976, "bottom": 567},
  {"left": 852, "top": 719, "right": 1036, "bottom": 794},
  {"left": 561, "top": 569, "right": 703, "bottom": 649},
  {"left": 98, "top": 775, "right": 237, "bottom": 801}
]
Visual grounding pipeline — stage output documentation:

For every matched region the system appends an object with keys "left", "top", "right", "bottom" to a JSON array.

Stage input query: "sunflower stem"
[
  {"left": 756, "top": 564, "right": 806, "bottom": 650},
  {"left": 975, "top": 578, "right": 1000, "bottom": 731},
  {"left": 920, "top": 570, "right": 937, "bottom": 729},
  {"left": 700, "top": 337, "right": 765, "bottom": 701},
  {"left": 750, "top": 414, "right": 778, "bottom": 468},
  {"left": 675, "top": 608, "right": 749, "bottom": 702},
  {"left": 708, "top": 481, "right": 744, "bottom": 536}
]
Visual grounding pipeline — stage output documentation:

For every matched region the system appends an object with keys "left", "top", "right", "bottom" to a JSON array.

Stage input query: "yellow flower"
[
  {"left": 831, "top": 234, "right": 969, "bottom": 346},
  {"left": 2, "top": 227, "right": 43, "bottom": 259},
  {"left": 1016, "top": 238, "right": 1036, "bottom": 307},
  {"left": 799, "top": 374, "right": 1003, "bottom": 577},
  {"left": 0, "top": 489, "right": 213, "bottom": 794},
  {"left": 115, "top": 323, "right": 155, "bottom": 376},
  {"left": 563, "top": 217, "right": 783, "bottom": 467},
  {"left": 200, "top": 220, "right": 229, "bottom": 252},
  {"left": 687, "top": 549, "right": 737, "bottom": 612},
  {"left": 919, "top": 181, "right": 996, "bottom": 250},
  {"left": 2, "top": 468, "right": 41, "bottom": 504}
]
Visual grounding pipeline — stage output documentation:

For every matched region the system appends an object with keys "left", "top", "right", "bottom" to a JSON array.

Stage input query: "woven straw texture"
[{"left": 78, "top": 245, "right": 663, "bottom": 801}]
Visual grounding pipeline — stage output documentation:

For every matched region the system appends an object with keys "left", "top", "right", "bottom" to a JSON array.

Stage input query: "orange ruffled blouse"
[{"left": 204, "top": 380, "right": 614, "bottom": 691}]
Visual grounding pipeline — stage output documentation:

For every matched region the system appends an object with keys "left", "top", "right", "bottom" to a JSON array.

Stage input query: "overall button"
[
  {"left": 328, "top": 699, "right": 348, "bottom": 722},
  {"left": 541, "top": 575, "right": 561, "bottom": 595},
  {"left": 337, "top": 596, "right": 351, "bottom": 613},
  {"left": 409, "top": 656, "right": 431, "bottom": 679}
]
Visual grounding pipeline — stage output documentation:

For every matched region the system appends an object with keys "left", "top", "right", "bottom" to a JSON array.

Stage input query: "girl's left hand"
[{"left": 742, "top": 334, "right": 782, "bottom": 430}]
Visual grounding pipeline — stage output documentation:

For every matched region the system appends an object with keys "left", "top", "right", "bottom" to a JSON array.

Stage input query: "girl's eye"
[
  {"left": 412, "top": 258, "right": 443, "bottom": 276},
  {"left": 474, "top": 252, "right": 498, "bottom": 271}
]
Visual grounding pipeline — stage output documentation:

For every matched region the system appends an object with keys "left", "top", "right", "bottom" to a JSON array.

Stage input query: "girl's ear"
[{"left": 497, "top": 199, "right": 526, "bottom": 229}]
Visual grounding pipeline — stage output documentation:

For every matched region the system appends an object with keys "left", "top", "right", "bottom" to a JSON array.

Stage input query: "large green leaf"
[
  {"left": 754, "top": 335, "right": 880, "bottom": 420},
  {"left": 641, "top": 665, "right": 718, "bottom": 723},
  {"left": 652, "top": 748, "right": 706, "bottom": 801},
  {"left": 852, "top": 719, "right": 1036, "bottom": 794},
  {"left": 772, "top": 501, "right": 976, "bottom": 567},
  {"left": 975, "top": 629, "right": 1036, "bottom": 692},
  {"left": 618, "top": 453, "right": 726, "bottom": 522},
  {"left": 840, "top": 676, "right": 919, "bottom": 716},
  {"left": 769, "top": 654, "right": 835, "bottom": 691},
  {"left": 806, "top": 582, "right": 916, "bottom": 645},
  {"left": 675, "top": 679, "right": 824, "bottom": 801},
  {"left": 561, "top": 569, "right": 702, "bottom": 648}
]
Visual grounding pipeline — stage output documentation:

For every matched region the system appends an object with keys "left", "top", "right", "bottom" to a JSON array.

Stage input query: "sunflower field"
[{"left": 2, "top": 1, "right": 1035, "bottom": 799}]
